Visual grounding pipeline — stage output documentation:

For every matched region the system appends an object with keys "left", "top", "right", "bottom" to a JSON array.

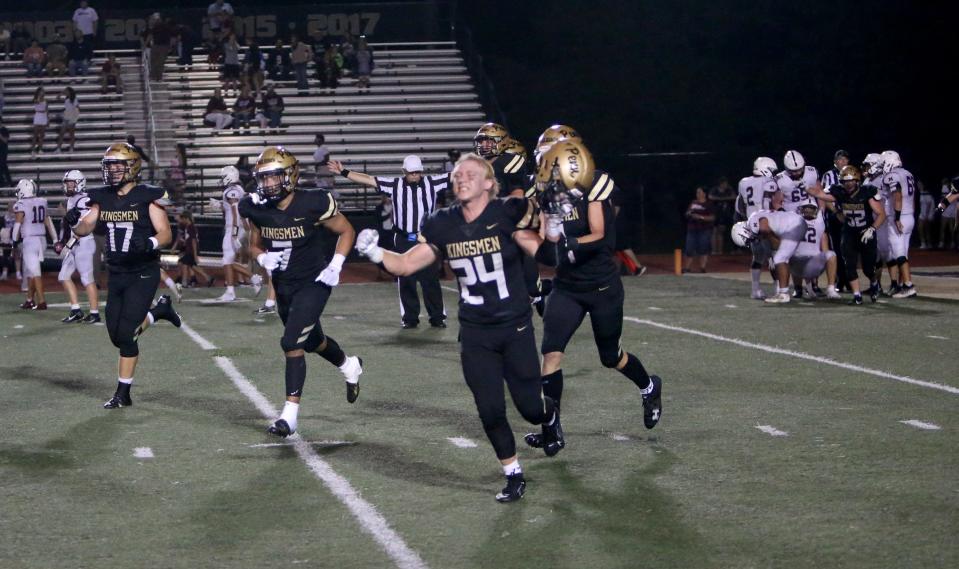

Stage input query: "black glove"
[
  {"left": 64, "top": 207, "right": 82, "bottom": 228},
  {"left": 130, "top": 236, "right": 158, "bottom": 253}
]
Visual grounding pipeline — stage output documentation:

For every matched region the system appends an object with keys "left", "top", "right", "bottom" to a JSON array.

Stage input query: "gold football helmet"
[
  {"left": 535, "top": 139, "right": 595, "bottom": 214},
  {"left": 502, "top": 137, "right": 528, "bottom": 160},
  {"left": 473, "top": 122, "right": 509, "bottom": 158},
  {"left": 254, "top": 146, "right": 299, "bottom": 204},
  {"left": 535, "top": 124, "right": 582, "bottom": 159},
  {"left": 839, "top": 165, "right": 861, "bottom": 183},
  {"left": 101, "top": 143, "right": 142, "bottom": 186}
]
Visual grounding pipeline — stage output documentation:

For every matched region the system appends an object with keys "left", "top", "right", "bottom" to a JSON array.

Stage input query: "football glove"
[
  {"left": 316, "top": 253, "right": 345, "bottom": 287},
  {"left": 64, "top": 206, "right": 83, "bottom": 228},
  {"left": 860, "top": 226, "right": 876, "bottom": 243},
  {"left": 130, "top": 236, "right": 160, "bottom": 252},
  {"left": 355, "top": 228, "right": 383, "bottom": 263},
  {"left": 544, "top": 214, "right": 565, "bottom": 242},
  {"left": 257, "top": 250, "right": 289, "bottom": 273}
]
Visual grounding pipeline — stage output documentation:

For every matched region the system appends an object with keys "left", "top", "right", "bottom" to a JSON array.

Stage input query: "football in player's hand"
[{"left": 54, "top": 242, "right": 65, "bottom": 254}]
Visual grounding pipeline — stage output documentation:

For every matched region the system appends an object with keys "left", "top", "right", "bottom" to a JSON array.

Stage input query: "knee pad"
[{"left": 599, "top": 348, "right": 623, "bottom": 369}]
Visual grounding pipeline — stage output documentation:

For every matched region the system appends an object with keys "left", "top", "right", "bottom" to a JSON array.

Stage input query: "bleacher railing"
[{"left": 141, "top": 48, "right": 160, "bottom": 184}]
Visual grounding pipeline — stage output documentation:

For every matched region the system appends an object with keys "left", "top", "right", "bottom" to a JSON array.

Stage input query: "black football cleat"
[
  {"left": 495, "top": 473, "right": 526, "bottom": 503},
  {"left": 541, "top": 409, "right": 566, "bottom": 457},
  {"left": 346, "top": 381, "right": 360, "bottom": 404},
  {"left": 267, "top": 419, "right": 294, "bottom": 438},
  {"left": 868, "top": 283, "right": 879, "bottom": 303},
  {"left": 849, "top": 294, "right": 864, "bottom": 306},
  {"left": 523, "top": 431, "right": 544, "bottom": 449},
  {"left": 643, "top": 375, "right": 663, "bottom": 429},
  {"left": 61, "top": 308, "right": 84, "bottom": 323},
  {"left": 150, "top": 295, "right": 182, "bottom": 327},
  {"left": 82, "top": 312, "right": 101, "bottom": 324},
  {"left": 401, "top": 321, "right": 418, "bottom": 329},
  {"left": 103, "top": 393, "right": 133, "bottom": 409},
  {"left": 429, "top": 320, "right": 447, "bottom": 329}
]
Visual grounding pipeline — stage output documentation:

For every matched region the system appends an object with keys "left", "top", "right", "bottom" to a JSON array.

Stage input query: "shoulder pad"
[
  {"left": 502, "top": 153, "right": 525, "bottom": 175},
  {"left": 588, "top": 170, "right": 616, "bottom": 202}
]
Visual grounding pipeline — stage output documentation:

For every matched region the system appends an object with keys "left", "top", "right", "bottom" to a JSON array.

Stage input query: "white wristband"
[
  {"left": 148, "top": 237, "right": 160, "bottom": 250},
  {"left": 328, "top": 253, "right": 346, "bottom": 270}
]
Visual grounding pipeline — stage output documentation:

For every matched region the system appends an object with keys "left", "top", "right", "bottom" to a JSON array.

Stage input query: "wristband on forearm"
[
  {"left": 148, "top": 236, "right": 160, "bottom": 250},
  {"left": 340, "top": 169, "right": 352, "bottom": 179}
]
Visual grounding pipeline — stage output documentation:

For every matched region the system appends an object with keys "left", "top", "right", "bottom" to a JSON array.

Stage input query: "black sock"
[
  {"left": 542, "top": 370, "right": 563, "bottom": 409},
  {"left": 618, "top": 352, "right": 651, "bottom": 390},
  {"left": 116, "top": 382, "right": 131, "bottom": 397},
  {"left": 314, "top": 335, "right": 346, "bottom": 367},
  {"left": 285, "top": 355, "right": 306, "bottom": 398}
]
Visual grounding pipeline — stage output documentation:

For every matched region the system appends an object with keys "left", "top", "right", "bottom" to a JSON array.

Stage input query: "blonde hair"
[{"left": 454, "top": 152, "right": 500, "bottom": 197}]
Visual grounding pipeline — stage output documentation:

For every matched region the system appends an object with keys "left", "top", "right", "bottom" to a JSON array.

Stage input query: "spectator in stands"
[
  {"left": 30, "top": 87, "right": 49, "bottom": 156},
  {"left": 147, "top": 14, "right": 175, "bottom": 81},
  {"left": 205, "top": 36, "right": 223, "bottom": 71},
  {"left": 23, "top": 40, "right": 45, "bottom": 78},
  {"left": 55, "top": 87, "right": 80, "bottom": 153},
  {"left": 72, "top": 1, "right": 99, "bottom": 43},
  {"left": 100, "top": 53, "right": 123, "bottom": 93},
  {"left": 174, "top": 23, "right": 197, "bottom": 68},
  {"left": 233, "top": 85, "right": 256, "bottom": 130},
  {"left": 207, "top": 0, "right": 234, "bottom": 38},
  {"left": 266, "top": 39, "right": 291, "bottom": 82},
  {"left": 683, "top": 186, "right": 715, "bottom": 273},
  {"left": 0, "top": 116, "right": 10, "bottom": 187},
  {"left": 45, "top": 35, "right": 69, "bottom": 76},
  {"left": 258, "top": 83, "right": 284, "bottom": 130},
  {"left": 68, "top": 31, "right": 94, "bottom": 76},
  {"left": 355, "top": 37, "right": 373, "bottom": 90},
  {"left": 126, "top": 135, "right": 152, "bottom": 164},
  {"left": 221, "top": 31, "right": 241, "bottom": 93},
  {"left": 204, "top": 87, "right": 233, "bottom": 130},
  {"left": 442, "top": 149, "right": 460, "bottom": 173},
  {"left": 313, "top": 134, "right": 334, "bottom": 190},
  {"left": 709, "top": 176, "right": 736, "bottom": 254},
  {"left": 243, "top": 37, "right": 264, "bottom": 97},
  {"left": 167, "top": 143, "right": 188, "bottom": 206},
  {"left": 340, "top": 34, "right": 356, "bottom": 75},
  {"left": 318, "top": 44, "right": 342, "bottom": 93},
  {"left": 0, "top": 28, "right": 10, "bottom": 61},
  {"left": 290, "top": 35, "right": 313, "bottom": 95},
  {"left": 10, "top": 24, "right": 32, "bottom": 57}
]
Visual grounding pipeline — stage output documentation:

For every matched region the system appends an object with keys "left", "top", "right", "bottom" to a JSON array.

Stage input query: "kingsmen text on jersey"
[
  {"left": 13, "top": 197, "right": 50, "bottom": 237},
  {"left": 65, "top": 193, "right": 93, "bottom": 242},
  {"left": 737, "top": 175, "right": 779, "bottom": 218},
  {"left": 830, "top": 184, "right": 880, "bottom": 230},
  {"left": 775, "top": 166, "right": 819, "bottom": 213},
  {"left": 882, "top": 167, "right": 916, "bottom": 216},
  {"left": 239, "top": 190, "right": 339, "bottom": 285},
  {"left": 87, "top": 184, "right": 167, "bottom": 272},
  {"left": 553, "top": 169, "right": 618, "bottom": 292},
  {"left": 420, "top": 197, "right": 538, "bottom": 327},
  {"left": 491, "top": 152, "right": 527, "bottom": 197}
]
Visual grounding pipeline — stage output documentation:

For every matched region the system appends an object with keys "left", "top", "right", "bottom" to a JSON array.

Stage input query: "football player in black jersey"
[
  {"left": 823, "top": 165, "right": 886, "bottom": 305},
  {"left": 524, "top": 139, "right": 663, "bottom": 450},
  {"left": 66, "top": 143, "right": 182, "bottom": 409},
  {"left": 238, "top": 146, "right": 363, "bottom": 438},
  {"left": 354, "top": 153, "right": 562, "bottom": 503}
]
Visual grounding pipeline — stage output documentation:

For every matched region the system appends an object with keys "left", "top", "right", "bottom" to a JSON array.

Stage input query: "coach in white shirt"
[{"left": 72, "top": 1, "right": 99, "bottom": 41}]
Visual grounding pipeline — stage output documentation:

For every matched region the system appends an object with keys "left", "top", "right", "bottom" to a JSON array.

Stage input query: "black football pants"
[
  {"left": 841, "top": 228, "right": 877, "bottom": 284},
  {"left": 541, "top": 279, "right": 625, "bottom": 368},
  {"left": 394, "top": 231, "right": 445, "bottom": 326},
  {"left": 106, "top": 264, "right": 160, "bottom": 357}
]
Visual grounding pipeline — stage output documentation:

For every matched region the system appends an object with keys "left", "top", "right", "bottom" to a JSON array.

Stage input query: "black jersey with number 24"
[
  {"left": 421, "top": 197, "right": 539, "bottom": 327},
  {"left": 86, "top": 184, "right": 166, "bottom": 272}
]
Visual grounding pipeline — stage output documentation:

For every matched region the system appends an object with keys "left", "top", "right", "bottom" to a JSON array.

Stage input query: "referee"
[{"left": 329, "top": 156, "right": 449, "bottom": 328}]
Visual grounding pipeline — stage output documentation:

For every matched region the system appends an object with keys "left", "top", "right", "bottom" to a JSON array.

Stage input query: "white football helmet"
[
  {"left": 880, "top": 150, "right": 902, "bottom": 173},
  {"left": 730, "top": 221, "right": 755, "bottom": 248},
  {"left": 63, "top": 169, "right": 86, "bottom": 195},
  {"left": 862, "top": 153, "right": 883, "bottom": 177},
  {"left": 783, "top": 150, "right": 805, "bottom": 172},
  {"left": 16, "top": 179, "right": 37, "bottom": 200},
  {"left": 220, "top": 165, "right": 241, "bottom": 187},
  {"left": 752, "top": 157, "right": 777, "bottom": 177}
]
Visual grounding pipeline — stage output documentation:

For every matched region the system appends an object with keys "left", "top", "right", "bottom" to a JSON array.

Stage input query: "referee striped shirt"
[
  {"left": 375, "top": 173, "right": 450, "bottom": 233},
  {"left": 821, "top": 168, "right": 840, "bottom": 189}
]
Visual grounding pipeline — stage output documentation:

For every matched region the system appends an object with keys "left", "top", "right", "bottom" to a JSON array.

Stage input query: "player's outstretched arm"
[
  {"left": 355, "top": 228, "right": 437, "bottom": 276},
  {"left": 807, "top": 183, "right": 835, "bottom": 203}
]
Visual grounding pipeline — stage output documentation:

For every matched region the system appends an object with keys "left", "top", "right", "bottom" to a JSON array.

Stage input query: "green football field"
[{"left": 1, "top": 274, "right": 957, "bottom": 569}]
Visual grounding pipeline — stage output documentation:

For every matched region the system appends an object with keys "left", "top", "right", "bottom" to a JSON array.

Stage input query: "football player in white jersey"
[
  {"left": 55, "top": 170, "right": 100, "bottom": 323},
  {"left": 880, "top": 151, "right": 918, "bottom": 298},
  {"left": 12, "top": 179, "right": 57, "bottom": 310},
  {"left": 214, "top": 165, "right": 260, "bottom": 302},
  {"left": 866, "top": 153, "right": 898, "bottom": 294},
  {"left": 742, "top": 188, "right": 808, "bottom": 303},
  {"left": 775, "top": 150, "right": 820, "bottom": 214},
  {"left": 789, "top": 203, "right": 840, "bottom": 299},
  {"left": 736, "top": 156, "right": 779, "bottom": 299}
]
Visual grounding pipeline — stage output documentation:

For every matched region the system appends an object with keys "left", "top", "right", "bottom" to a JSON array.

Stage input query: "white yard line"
[
  {"left": 446, "top": 437, "right": 477, "bottom": 448},
  {"left": 927, "top": 335, "right": 949, "bottom": 340},
  {"left": 133, "top": 447, "right": 155, "bottom": 458},
  {"left": 624, "top": 317, "right": 959, "bottom": 395},
  {"left": 250, "top": 440, "right": 355, "bottom": 448},
  {"left": 611, "top": 434, "right": 631, "bottom": 442},
  {"left": 177, "top": 326, "right": 427, "bottom": 569},
  {"left": 899, "top": 420, "right": 941, "bottom": 431},
  {"left": 755, "top": 425, "right": 789, "bottom": 437}
]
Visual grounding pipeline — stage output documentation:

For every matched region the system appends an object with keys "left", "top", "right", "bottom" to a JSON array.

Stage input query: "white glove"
[
  {"left": 544, "top": 214, "right": 565, "bottom": 241},
  {"left": 317, "top": 253, "right": 345, "bottom": 287},
  {"left": 860, "top": 226, "right": 876, "bottom": 243},
  {"left": 355, "top": 228, "right": 383, "bottom": 263},
  {"left": 257, "top": 250, "right": 289, "bottom": 274}
]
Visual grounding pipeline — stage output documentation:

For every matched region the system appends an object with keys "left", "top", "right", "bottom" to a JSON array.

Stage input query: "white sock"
[
  {"left": 778, "top": 287, "right": 789, "bottom": 295},
  {"left": 164, "top": 277, "right": 176, "bottom": 289},
  {"left": 827, "top": 285, "right": 836, "bottom": 292},
  {"left": 280, "top": 401, "right": 299, "bottom": 431},
  {"left": 71, "top": 303, "right": 80, "bottom": 310},
  {"left": 502, "top": 459, "right": 522, "bottom": 477},
  {"left": 904, "top": 281, "right": 912, "bottom": 287},
  {"left": 226, "top": 286, "right": 235, "bottom": 294},
  {"left": 264, "top": 299, "right": 276, "bottom": 308},
  {"left": 90, "top": 309, "right": 99, "bottom": 314},
  {"left": 750, "top": 269, "right": 761, "bottom": 290},
  {"left": 118, "top": 377, "right": 133, "bottom": 385}
]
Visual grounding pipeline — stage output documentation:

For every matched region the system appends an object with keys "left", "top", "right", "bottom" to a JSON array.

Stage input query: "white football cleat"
[
  {"left": 751, "top": 290, "right": 766, "bottom": 300},
  {"left": 764, "top": 292, "right": 791, "bottom": 304},
  {"left": 215, "top": 291, "right": 236, "bottom": 302}
]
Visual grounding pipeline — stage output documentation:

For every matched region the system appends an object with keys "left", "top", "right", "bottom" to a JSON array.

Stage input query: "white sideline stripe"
[
  {"left": 133, "top": 447, "right": 154, "bottom": 458},
  {"left": 724, "top": 304, "right": 737, "bottom": 309},
  {"left": 611, "top": 434, "right": 630, "bottom": 441},
  {"left": 446, "top": 437, "right": 477, "bottom": 448},
  {"left": 179, "top": 322, "right": 217, "bottom": 351},
  {"left": 624, "top": 317, "right": 959, "bottom": 395},
  {"left": 174, "top": 323, "right": 426, "bottom": 569},
  {"left": 927, "top": 335, "right": 949, "bottom": 340},
  {"left": 755, "top": 425, "right": 789, "bottom": 437},
  {"left": 900, "top": 420, "right": 941, "bottom": 431},
  {"left": 250, "top": 440, "right": 355, "bottom": 448}
]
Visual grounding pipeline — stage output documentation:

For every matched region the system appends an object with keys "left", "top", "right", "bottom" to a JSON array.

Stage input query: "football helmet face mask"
[
  {"left": 473, "top": 123, "right": 509, "bottom": 158},
  {"left": 16, "top": 179, "right": 37, "bottom": 200},
  {"left": 63, "top": 169, "right": 86, "bottom": 196},
  {"left": 839, "top": 165, "right": 862, "bottom": 194},
  {"left": 220, "top": 165, "right": 241, "bottom": 188},
  {"left": 752, "top": 156, "right": 777, "bottom": 177},
  {"left": 101, "top": 143, "right": 142, "bottom": 187},
  {"left": 862, "top": 153, "right": 883, "bottom": 177},
  {"left": 254, "top": 146, "right": 299, "bottom": 205},
  {"left": 535, "top": 124, "right": 582, "bottom": 161},
  {"left": 880, "top": 150, "right": 902, "bottom": 173},
  {"left": 535, "top": 139, "right": 595, "bottom": 215},
  {"left": 783, "top": 150, "right": 805, "bottom": 179}
]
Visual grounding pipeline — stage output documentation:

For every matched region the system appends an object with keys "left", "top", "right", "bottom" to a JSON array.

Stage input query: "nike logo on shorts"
[
  {"left": 294, "top": 217, "right": 306, "bottom": 221},
  {"left": 516, "top": 325, "right": 528, "bottom": 332},
  {"left": 599, "top": 285, "right": 610, "bottom": 291}
]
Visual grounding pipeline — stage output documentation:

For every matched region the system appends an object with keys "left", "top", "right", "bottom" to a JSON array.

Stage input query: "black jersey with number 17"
[
  {"left": 86, "top": 184, "right": 167, "bottom": 272},
  {"left": 421, "top": 197, "right": 539, "bottom": 327}
]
